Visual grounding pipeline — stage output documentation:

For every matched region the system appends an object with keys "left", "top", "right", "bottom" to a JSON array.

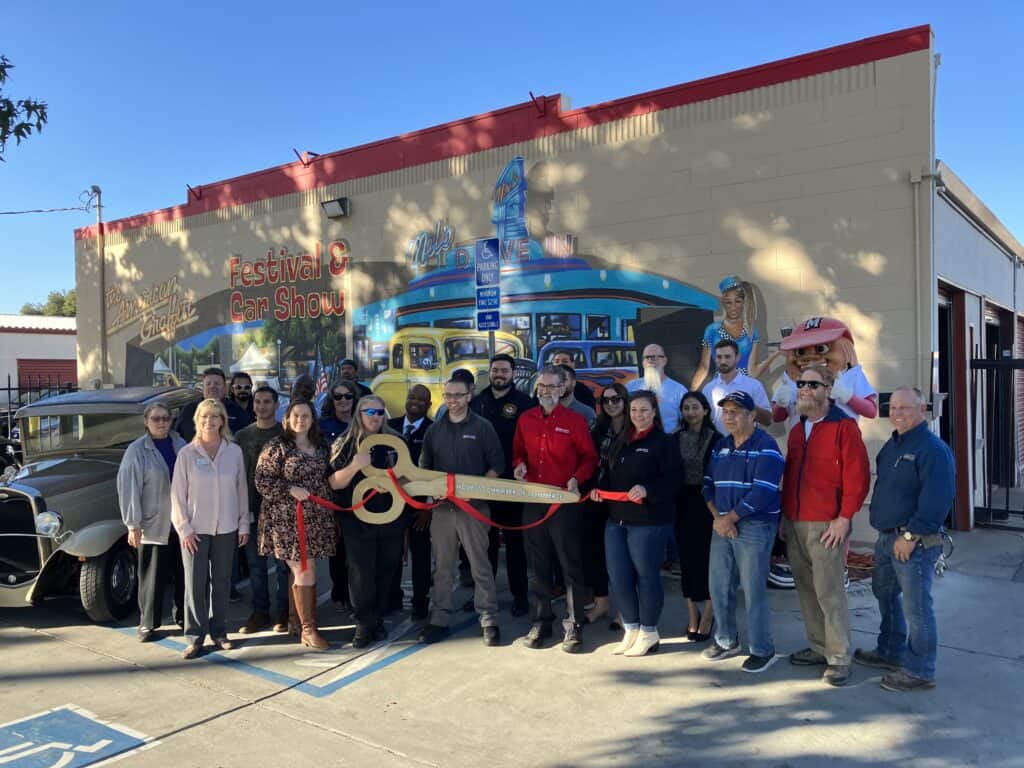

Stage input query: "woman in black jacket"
[
  {"left": 590, "top": 390, "right": 682, "bottom": 657},
  {"left": 675, "top": 391, "right": 720, "bottom": 642}
]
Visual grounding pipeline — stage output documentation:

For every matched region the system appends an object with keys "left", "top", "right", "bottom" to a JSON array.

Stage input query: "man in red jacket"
[
  {"left": 513, "top": 365, "right": 598, "bottom": 652},
  {"left": 781, "top": 364, "right": 870, "bottom": 686}
]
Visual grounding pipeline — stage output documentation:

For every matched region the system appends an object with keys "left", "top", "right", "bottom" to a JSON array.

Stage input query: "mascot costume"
[{"left": 771, "top": 316, "right": 877, "bottom": 426}]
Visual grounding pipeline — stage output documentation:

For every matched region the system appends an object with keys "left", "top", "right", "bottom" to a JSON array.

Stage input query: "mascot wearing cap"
[{"left": 771, "top": 317, "right": 878, "bottom": 425}]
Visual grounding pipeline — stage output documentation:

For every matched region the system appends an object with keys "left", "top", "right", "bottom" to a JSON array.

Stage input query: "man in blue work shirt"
[
  {"left": 701, "top": 391, "right": 785, "bottom": 673},
  {"left": 855, "top": 386, "right": 955, "bottom": 692}
]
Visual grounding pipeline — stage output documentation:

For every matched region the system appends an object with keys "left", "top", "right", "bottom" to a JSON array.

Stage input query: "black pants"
[
  {"left": 487, "top": 500, "right": 528, "bottom": 602},
  {"left": 582, "top": 500, "right": 609, "bottom": 599},
  {"left": 675, "top": 485, "right": 713, "bottom": 602},
  {"left": 346, "top": 532, "right": 404, "bottom": 630},
  {"left": 387, "top": 522, "right": 431, "bottom": 613},
  {"left": 137, "top": 531, "right": 185, "bottom": 631},
  {"left": 329, "top": 515, "right": 349, "bottom": 603},
  {"left": 523, "top": 502, "right": 586, "bottom": 633}
]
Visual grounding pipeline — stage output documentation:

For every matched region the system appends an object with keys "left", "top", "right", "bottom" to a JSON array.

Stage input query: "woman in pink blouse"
[{"left": 171, "top": 398, "right": 249, "bottom": 659}]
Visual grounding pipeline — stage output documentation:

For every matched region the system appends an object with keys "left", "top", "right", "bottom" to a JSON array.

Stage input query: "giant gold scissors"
[{"left": 350, "top": 433, "right": 580, "bottom": 525}]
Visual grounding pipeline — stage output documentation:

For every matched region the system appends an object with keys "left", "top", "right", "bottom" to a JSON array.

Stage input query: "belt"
[{"left": 880, "top": 526, "right": 943, "bottom": 548}]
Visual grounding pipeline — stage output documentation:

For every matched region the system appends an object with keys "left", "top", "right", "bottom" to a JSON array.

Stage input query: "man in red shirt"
[
  {"left": 782, "top": 364, "right": 870, "bottom": 686},
  {"left": 513, "top": 365, "right": 598, "bottom": 652}
]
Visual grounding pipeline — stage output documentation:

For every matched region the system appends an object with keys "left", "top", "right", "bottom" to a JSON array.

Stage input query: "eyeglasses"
[
  {"left": 602, "top": 396, "right": 623, "bottom": 404},
  {"left": 148, "top": 415, "right": 171, "bottom": 423},
  {"left": 795, "top": 381, "right": 827, "bottom": 390},
  {"left": 643, "top": 354, "right": 666, "bottom": 361},
  {"left": 361, "top": 408, "right": 386, "bottom": 416},
  {"left": 332, "top": 392, "right": 355, "bottom": 401},
  {"left": 443, "top": 392, "right": 469, "bottom": 400},
  {"left": 536, "top": 384, "right": 561, "bottom": 391}
]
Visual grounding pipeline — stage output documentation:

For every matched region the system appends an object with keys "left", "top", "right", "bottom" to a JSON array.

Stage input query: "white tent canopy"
[
  {"left": 152, "top": 356, "right": 172, "bottom": 374},
  {"left": 230, "top": 343, "right": 273, "bottom": 374}
]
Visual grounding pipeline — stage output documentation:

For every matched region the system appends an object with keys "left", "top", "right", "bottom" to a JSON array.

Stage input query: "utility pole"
[{"left": 93, "top": 186, "right": 109, "bottom": 385}]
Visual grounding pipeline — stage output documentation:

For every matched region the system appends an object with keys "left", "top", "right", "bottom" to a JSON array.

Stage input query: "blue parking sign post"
[{"left": 475, "top": 238, "right": 501, "bottom": 358}]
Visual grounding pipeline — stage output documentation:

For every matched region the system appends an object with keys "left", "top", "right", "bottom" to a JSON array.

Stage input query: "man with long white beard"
[{"left": 627, "top": 343, "right": 687, "bottom": 433}]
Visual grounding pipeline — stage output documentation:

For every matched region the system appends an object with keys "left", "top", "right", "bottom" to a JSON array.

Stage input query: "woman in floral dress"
[{"left": 255, "top": 400, "right": 334, "bottom": 650}]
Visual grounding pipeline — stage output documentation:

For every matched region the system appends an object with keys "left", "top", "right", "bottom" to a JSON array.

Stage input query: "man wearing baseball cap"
[
  {"left": 702, "top": 390, "right": 785, "bottom": 673},
  {"left": 339, "top": 358, "right": 372, "bottom": 398}
]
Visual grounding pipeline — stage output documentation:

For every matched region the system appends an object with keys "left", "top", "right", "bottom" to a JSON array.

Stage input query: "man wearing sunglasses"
[
  {"left": 229, "top": 372, "right": 256, "bottom": 420},
  {"left": 339, "top": 358, "right": 372, "bottom": 399},
  {"left": 781, "top": 365, "right": 870, "bottom": 686}
]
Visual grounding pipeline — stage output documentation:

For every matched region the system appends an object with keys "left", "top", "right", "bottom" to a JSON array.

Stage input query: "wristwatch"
[{"left": 902, "top": 530, "right": 919, "bottom": 542}]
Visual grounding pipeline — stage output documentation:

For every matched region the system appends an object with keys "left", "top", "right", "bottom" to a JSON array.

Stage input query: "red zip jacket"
[
  {"left": 512, "top": 404, "right": 598, "bottom": 489},
  {"left": 782, "top": 405, "right": 870, "bottom": 521}
]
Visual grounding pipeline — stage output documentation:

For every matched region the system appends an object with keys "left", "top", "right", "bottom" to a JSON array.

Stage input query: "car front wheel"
[{"left": 80, "top": 539, "right": 138, "bottom": 622}]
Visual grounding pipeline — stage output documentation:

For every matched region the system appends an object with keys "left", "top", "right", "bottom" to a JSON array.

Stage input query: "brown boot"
[
  {"left": 287, "top": 573, "right": 299, "bottom": 637},
  {"left": 294, "top": 584, "right": 329, "bottom": 651}
]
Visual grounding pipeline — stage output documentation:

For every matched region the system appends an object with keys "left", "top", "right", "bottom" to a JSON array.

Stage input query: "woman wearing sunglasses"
[
  {"left": 328, "top": 396, "right": 405, "bottom": 648},
  {"left": 117, "top": 401, "right": 187, "bottom": 642},
  {"left": 319, "top": 380, "right": 358, "bottom": 444},
  {"left": 583, "top": 383, "right": 629, "bottom": 625},
  {"left": 675, "top": 391, "right": 721, "bottom": 642},
  {"left": 590, "top": 390, "right": 682, "bottom": 657}
]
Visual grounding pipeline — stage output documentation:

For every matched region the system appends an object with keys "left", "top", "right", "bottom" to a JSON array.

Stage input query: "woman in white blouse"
[{"left": 171, "top": 398, "right": 249, "bottom": 659}]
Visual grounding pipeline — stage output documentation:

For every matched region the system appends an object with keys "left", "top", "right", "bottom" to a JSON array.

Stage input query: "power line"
[{"left": 0, "top": 188, "right": 99, "bottom": 216}]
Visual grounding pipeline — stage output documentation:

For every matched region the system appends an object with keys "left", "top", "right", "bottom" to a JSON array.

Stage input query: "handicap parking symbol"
[{"left": 0, "top": 706, "right": 150, "bottom": 767}]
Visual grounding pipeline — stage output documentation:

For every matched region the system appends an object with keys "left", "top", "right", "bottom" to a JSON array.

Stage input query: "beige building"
[{"left": 74, "top": 24, "right": 1022, "bottom": 531}]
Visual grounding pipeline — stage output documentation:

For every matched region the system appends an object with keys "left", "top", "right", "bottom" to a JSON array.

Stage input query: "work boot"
[
  {"left": 824, "top": 665, "right": 851, "bottom": 686},
  {"left": 522, "top": 623, "right": 552, "bottom": 649},
  {"left": 238, "top": 612, "right": 271, "bottom": 635},
  {"left": 561, "top": 623, "right": 583, "bottom": 654},
  {"left": 853, "top": 648, "right": 900, "bottom": 672},
  {"left": 293, "top": 585, "right": 329, "bottom": 651}
]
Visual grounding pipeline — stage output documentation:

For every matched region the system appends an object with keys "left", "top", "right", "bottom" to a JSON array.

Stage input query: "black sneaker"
[
  {"left": 482, "top": 626, "right": 501, "bottom": 646},
  {"left": 418, "top": 624, "right": 450, "bottom": 644},
  {"left": 880, "top": 669, "right": 936, "bottom": 692},
  {"left": 522, "top": 623, "right": 553, "bottom": 649},
  {"left": 767, "top": 562, "right": 795, "bottom": 589},
  {"left": 372, "top": 621, "right": 388, "bottom": 641},
  {"left": 411, "top": 603, "right": 429, "bottom": 622},
  {"left": 510, "top": 597, "right": 529, "bottom": 618},
  {"left": 561, "top": 623, "right": 583, "bottom": 654},
  {"left": 853, "top": 648, "right": 900, "bottom": 672},
  {"left": 742, "top": 654, "right": 778, "bottom": 674},
  {"left": 352, "top": 625, "right": 374, "bottom": 649},
  {"left": 701, "top": 642, "right": 740, "bottom": 661}
]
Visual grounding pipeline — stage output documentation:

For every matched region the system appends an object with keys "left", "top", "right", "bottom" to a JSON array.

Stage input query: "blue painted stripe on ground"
[{"left": 112, "top": 615, "right": 480, "bottom": 697}]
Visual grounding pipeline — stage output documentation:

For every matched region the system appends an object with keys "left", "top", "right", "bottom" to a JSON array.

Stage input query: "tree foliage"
[
  {"left": 0, "top": 55, "right": 48, "bottom": 162},
  {"left": 20, "top": 289, "right": 76, "bottom": 317}
]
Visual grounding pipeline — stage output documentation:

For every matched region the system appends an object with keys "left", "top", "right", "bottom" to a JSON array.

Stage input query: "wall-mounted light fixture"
[{"left": 320, "top": 197, "right": 350, "bottom": 219}]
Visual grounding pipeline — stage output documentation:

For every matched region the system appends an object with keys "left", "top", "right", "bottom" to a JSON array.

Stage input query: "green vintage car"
[{"left": 0, "top": 387, "right": 200, "bottom": 621}]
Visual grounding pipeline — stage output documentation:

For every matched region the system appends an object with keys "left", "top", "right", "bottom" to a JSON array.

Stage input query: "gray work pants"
[
  {"left": 182, "top": 531, "right": 238, "bottom": 644},
  {"left": 429, "top": 502, "right": 499, "bottom": 628}
]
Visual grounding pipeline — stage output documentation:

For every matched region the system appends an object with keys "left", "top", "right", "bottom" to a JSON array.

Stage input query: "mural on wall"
[
  {"left": 113, "top": 155, "right": 778, "bottom": 415},
  {"left": 353, "top": 156, "right": 722, "bottom": 414}
]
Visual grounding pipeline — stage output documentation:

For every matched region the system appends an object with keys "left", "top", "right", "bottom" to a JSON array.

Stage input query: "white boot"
[
  {"left": 612, "top": 627, "right": 639, "bottom": 655},
  {"left": 624, "top": 628, "right": 660, "bottom": 657}
]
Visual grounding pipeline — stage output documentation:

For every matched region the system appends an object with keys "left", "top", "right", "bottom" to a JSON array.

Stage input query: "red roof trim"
[{"left": 76, "top": 24, "right": 930, "bottom": 241}]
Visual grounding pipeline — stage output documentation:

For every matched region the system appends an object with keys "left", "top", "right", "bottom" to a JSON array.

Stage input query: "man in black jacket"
[
  {"left": 175, "top": 367, "right": 252, "bottom": 441},
  {"left": 387, "top": 385, "right": 433, "bottom": 619},
  {"left": 471, "top": 354, "right": 535, "bottom": 617}
]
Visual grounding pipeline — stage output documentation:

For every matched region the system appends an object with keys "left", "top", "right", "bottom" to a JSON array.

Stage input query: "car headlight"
[{"left": 35, "top": 511, "right": 63, "bottom": 537}]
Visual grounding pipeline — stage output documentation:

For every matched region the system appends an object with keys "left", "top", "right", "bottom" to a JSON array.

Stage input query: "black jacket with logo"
[
  {"left": 599, "top": 428, "right": 682, "bottom": 526},
  {"left": 471, "top": 386, "right": 536, "bottom": 479}
]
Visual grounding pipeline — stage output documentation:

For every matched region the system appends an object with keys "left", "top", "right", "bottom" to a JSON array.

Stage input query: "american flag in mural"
[{"left": 314, "top": 345, "right": 328, "bottom": 395}]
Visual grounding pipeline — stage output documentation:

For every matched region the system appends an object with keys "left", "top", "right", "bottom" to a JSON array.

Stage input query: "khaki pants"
[{"left": 783, "top": 518, "right": 851, "bottom": 666}]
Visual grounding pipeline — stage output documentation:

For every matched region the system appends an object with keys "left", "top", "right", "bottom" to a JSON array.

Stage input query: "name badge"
[
  {"left": 463, "top": 434, "right": 477, "bottom": 440},
  {"left": 555, "top": 427, "right": 571, "bottom": 435},
  {"left": 196, "top": 458, "right": 211, "bottom": 467}
]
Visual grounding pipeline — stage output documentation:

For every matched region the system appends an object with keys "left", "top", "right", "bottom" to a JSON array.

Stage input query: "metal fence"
[{"left": 2, "top": 374, "right": 79, "bottom": 439}]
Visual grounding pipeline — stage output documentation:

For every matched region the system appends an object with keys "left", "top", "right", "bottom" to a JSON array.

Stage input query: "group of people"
[{"left": 117, "top": 342, "right": 954, "bottom": 694}]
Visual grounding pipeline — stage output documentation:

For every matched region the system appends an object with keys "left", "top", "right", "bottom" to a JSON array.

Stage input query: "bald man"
[{"left": 626, "top": 344, "right": 688, "bottom": 433}]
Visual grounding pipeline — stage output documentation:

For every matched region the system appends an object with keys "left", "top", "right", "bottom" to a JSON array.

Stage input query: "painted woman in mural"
[{"left": 690, "top": 275, "right": 761, "bottom": 390}]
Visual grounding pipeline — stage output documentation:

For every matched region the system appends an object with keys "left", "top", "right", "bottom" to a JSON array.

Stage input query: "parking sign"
[
  {"left": 475, "top": 238, "right": 501, "bottom": 331},
  {"left": 0, "top": 705, "right": 151, "bottom": 766}
]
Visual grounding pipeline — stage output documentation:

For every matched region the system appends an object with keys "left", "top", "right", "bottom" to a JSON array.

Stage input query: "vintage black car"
[{"left": 0, "top": 387, "right": 200, "bottom": 620}]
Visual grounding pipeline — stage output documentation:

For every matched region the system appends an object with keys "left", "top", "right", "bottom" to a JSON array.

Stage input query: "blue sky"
[{"left": 1, "top": 1, "right": 1021, "bottom": 314}]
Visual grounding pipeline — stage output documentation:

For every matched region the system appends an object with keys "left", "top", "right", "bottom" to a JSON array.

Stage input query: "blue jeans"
[
  {"left": 604, "top": 521, "right": 671, "bottom": 629},
  {"left": 872, "top": 532, "right": 940, "bottom": 680},
  {"left": 245, "top": 531, "right": 289, "bottom": 616},
  {"left": 709, "top": 516, "right": 777, "bottom": 657}
]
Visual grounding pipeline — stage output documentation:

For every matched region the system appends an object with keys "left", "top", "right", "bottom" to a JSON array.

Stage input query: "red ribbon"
[
  {"left": 294, "top": 490, "right": 379, "bottom": 572},
  {"left": 591, "top": 490, "right": 641, "bottom": 504}
]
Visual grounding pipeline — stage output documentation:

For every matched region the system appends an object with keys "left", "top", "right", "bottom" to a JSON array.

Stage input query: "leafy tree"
[
  {"left": 0, "top": 55, "right": 48, "bottom": 161},
  {"left": 19, "top": 289, "right": 75, "bottom": 316}
]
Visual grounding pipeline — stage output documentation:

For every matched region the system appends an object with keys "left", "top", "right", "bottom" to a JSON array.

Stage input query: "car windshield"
[
  {"left": 591, "top": 346, "right": 638, "bottom": 367},
  {"left": 444, "top": 338, "right": 517, "bottom": 363},
  {"left": 20, "top": 412, "right": 144, "bottom": 458}
]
